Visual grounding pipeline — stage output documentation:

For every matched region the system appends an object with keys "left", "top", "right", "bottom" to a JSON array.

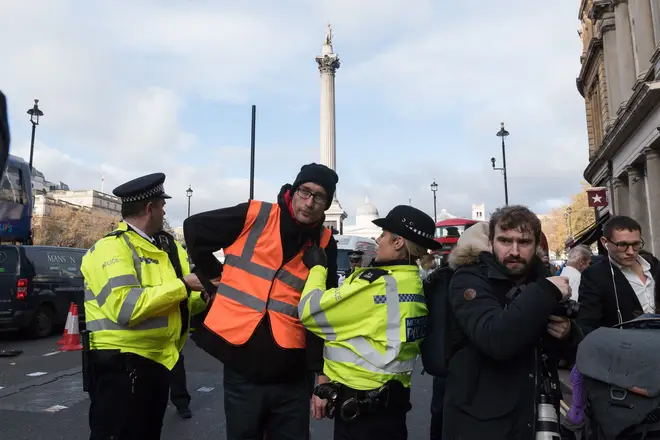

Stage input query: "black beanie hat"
[{"left": 290, "top": 163, "right": 339, "bottom": 209}]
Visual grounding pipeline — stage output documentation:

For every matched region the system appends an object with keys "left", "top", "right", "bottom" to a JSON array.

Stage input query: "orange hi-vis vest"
[{"left": 203, "top": 200, "right": 333, "bottom": 349}]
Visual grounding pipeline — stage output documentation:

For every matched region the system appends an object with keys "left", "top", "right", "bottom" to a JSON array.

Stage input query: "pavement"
[
  {"left": 0, "top": 332, "right": 436, "bottom": 440},
  {"left": 0, "top": 330, "right": 576, "bottom": 439}
]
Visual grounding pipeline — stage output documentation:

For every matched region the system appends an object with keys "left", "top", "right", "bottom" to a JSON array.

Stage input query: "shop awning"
[{"left": 570, "top": 212, "right": 610, "bottom": 248}]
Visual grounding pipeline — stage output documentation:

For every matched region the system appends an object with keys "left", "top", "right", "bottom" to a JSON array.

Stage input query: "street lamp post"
[
  {"left": 430, "top": 179, "right": 438, "bottom": 223},
  {"left": 26, "top": 99, "right": 44, "bottom": 172},
  {"left": 491, "top": 122, "right": 510, "bottom": 206},
  {"left": 186, "top": 185, "right": 193, "bottom": 217}
]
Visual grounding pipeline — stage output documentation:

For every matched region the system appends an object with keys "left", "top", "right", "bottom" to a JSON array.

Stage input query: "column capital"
[
  {"left": 600, "top": 17, "right": 616, "bottom": 33},
  {"left": 316, "top": 54, "right": 340, "bottom": 75},
  {"left": 626, "top": 165, "right": 643, "bottom": 181},
  {"left": 644, "top": 147, "right": 660, "bottom": 160},
  {"left": 612, "top": 175, "right": 627, "bottom": 188}
]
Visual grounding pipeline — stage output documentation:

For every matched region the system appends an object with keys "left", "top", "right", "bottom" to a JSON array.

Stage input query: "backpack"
[
  {"left": 576, "top": 315, "right": 660, "bottom": 440},
  {"left": 420, "top": 265, "right": 455, "bottom": 376}
]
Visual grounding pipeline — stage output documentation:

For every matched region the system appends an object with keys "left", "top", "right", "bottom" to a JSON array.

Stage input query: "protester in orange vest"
[{"left": 184, "top": 163, "right": 339, "bottom": 440}]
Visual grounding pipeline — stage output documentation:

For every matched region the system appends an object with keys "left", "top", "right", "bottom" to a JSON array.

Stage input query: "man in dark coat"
[
  {"left": 577, "top": 215, "right": 658, "bottom": 335},
  {"left": 442, "top": 205, "right": 579, "bottom": 440}
]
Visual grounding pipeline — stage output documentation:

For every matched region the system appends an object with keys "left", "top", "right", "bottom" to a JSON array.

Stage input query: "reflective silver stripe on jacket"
[
  {"left": 86, "top": 316, "right": 169, "bottom": 332},
  {"left": 215, "top": 201, "right": 309, "bottom": 317},
  {"left": 301, "top": 275, "right": 423, "bottom": 373}
]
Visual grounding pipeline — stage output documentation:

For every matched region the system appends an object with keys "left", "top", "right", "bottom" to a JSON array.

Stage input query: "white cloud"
[{"left": 0, "top": 0, "right": 590, "bottom": 229}]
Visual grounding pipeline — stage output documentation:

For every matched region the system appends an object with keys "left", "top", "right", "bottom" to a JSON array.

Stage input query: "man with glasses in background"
[
  {"left": 577, "top": 215, "right": 659, "bottom": 335},
  {"left": 184, "top": 163, "right": 339, "bottom": 440}
]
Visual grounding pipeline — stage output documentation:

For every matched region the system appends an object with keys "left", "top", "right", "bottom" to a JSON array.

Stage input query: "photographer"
[{"left": 442, "top": 205, "right": 581, "bottom": 440}]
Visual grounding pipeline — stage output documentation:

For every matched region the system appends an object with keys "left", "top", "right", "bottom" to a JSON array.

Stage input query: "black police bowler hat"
[
  {"left": 372, "top": 205, "right": 441, "bottom": 250},
  {"left": 113, "top": 172, "right": 172, "bottom": 203},
  {"left": 348, "top": 250, "right": 364, "bottom": 260}
]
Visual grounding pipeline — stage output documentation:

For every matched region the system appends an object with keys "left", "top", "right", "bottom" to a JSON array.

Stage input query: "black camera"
[
  {"left": 314, "top": 383, "right": 340, "bottom": 419},
  {"left": 551, "top": 299, "right": 580, "bottom": 319}
]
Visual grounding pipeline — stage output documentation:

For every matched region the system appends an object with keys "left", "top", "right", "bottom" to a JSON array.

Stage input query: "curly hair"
[{"left": 488, "top": 205, "right": 542, "bottom": 245}]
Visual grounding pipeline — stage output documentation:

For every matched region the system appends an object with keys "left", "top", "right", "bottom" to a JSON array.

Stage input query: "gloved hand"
[{"left": 303, "top": 244, "right": 327, "bottom": 269}]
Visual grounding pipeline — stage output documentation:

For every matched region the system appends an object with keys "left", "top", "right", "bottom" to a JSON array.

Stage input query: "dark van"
[{"left": 0, "top": 245, "right": 87, "bottom": 338}]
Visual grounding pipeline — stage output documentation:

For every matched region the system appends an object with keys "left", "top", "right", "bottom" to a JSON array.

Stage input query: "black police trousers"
[
  {"left": 88, "top": 351, "right": 170, "bottom": 440},
  {"left": 223, "top": 366, "right": 311, "bottom": 440},
  {"left": 169, "top": 352, "right": 191, "bottom": 410},
  {"left": 333, "top": 383, "right": 411, "bottom": 440},
  {"left": 333, "top": 404, "right": 409, "bottom": 440}
]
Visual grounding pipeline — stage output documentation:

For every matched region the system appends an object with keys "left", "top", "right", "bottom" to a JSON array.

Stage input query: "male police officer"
[
  {"left": 345, "top": 250, "right": 364, "bottom": 277},
  {"left": 82, "top": 173, "right": 208, "bottom": 440}
]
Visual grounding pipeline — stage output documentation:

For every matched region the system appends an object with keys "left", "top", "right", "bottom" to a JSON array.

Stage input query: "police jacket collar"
[
  {"left": 371, "top": 259, "right": 411, "bottom": 267},
  {"left": 118, "top": 221, "right": 160, "bottom": 250}
]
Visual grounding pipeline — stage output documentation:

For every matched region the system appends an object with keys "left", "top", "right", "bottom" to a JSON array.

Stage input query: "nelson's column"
[{"left": 316, "top": 24, "right": 347, "bottom": 233}]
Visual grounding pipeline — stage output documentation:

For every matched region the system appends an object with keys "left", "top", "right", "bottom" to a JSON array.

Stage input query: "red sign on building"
[{"left": 586, "top": 187, "right": 608, "bottom": 208}]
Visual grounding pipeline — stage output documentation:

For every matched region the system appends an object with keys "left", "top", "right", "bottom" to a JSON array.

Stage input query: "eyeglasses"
[
  {"left": 296, "top": 187, "right": 327, "bottom": 205},
  {"left": 606, "top": 239, "right": 644, "bottom": 252}
]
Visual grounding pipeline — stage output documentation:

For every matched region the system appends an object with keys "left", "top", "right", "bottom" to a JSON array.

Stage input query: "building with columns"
[{"left": 576, "top": 0, "right": 660, "bottom": 254}]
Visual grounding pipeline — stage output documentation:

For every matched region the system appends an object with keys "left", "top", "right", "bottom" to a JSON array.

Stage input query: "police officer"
[
  {"left": 81, "top": 173, "right": 209, "bottom": 440},
  {"left": 299, "top": 205, "right": 442, "bottom": 440},
  {"left": 345, "top": 250, "right": 364, "bottom": 277}
]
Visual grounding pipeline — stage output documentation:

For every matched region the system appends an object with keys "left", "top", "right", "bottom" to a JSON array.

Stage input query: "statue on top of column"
[{"left": 325, "top": 24, "right": 333, "bottom": 45}]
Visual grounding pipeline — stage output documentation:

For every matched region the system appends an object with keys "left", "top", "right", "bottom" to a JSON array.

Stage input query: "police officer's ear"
[{"left": 392, "top": 234, "right": 405, "bottom": 252}]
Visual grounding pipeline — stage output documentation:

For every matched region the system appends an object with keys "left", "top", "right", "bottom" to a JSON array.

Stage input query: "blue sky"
[{"left": 0, "top": 0, "right": 588, "bottom": 228}]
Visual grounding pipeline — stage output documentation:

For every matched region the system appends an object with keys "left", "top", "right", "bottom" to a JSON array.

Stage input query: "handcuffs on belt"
[{"left": 313, "top": 382, "right": 390, "bottom": 421}]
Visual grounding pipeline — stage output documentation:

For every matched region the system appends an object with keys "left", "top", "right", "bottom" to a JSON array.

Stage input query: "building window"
[{"left": 590, "top": 78, "right": 604, "bottom": 151}]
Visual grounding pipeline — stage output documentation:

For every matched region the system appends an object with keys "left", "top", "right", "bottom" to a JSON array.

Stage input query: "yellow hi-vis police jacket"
[
  {"left": 81, "top": 222, "right": 207, "bottom": 370},
  {"left": 299, "top": 264, "right": 427, "bottom": 390}
]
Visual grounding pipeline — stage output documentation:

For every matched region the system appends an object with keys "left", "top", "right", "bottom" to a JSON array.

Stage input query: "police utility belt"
[{"left": 314, "top": 380, "right": 410, "bottom": 421}]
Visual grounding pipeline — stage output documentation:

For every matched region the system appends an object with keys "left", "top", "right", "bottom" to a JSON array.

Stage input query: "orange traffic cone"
[
  {"left": 57, "top": 303, "right": 75, "bottom": 345},
  {"left": 59, "top": 304, "right": 82, "bottom": 351}
]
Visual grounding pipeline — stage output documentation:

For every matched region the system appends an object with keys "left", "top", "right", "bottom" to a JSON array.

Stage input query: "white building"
[
  {"left": 436, "top": 208, "right": 457, "bottom": 221},
  {"left": 472, "top": 203, "right": 486, "bottom": 221},
  {"left": 342, "top": 197, "right": 382, "bottom": 240},
  {"left": 34, "top": 190, "right": 121, "bottom": 218}
]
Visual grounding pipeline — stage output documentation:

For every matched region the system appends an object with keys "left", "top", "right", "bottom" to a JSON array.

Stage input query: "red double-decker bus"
[{"left": 433, "top": 218, "right": 479, "bottom": 261}]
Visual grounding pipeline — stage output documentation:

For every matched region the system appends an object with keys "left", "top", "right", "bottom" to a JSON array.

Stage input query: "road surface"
[{"left": 0, "top": 332, "right": 435, "bottom": 440}]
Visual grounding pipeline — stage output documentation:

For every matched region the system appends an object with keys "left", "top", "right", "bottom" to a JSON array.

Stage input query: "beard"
[{"left": 495, "top": 254, "right": 531, "bottom": 277}]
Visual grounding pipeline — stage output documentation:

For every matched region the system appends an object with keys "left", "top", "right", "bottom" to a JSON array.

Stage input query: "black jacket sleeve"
[
  {"left": 449, "top": 267, "right": 560, "bottom": 361},
  {"left": 183, "top": 203, "right": 249, "bottom": 279},
  {"left": 576, "top": 264, "right": 603, "bottom": 336},
  {"left": 305, "top": 234, "right": 338, "bottom": 374}
]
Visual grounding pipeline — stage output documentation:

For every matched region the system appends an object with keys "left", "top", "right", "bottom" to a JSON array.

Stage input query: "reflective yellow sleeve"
[
  {"left": 189, "top": 291, "right": 207, "bottom": 315},
  {"left": 83, "top": 239, "right": 188, "bottom": 327},
  {"left": 176, "top": 242, "right": 206, "bottom": 316},
  {"left": 299, "top": 266, "right": 379, "bottom": 341}
]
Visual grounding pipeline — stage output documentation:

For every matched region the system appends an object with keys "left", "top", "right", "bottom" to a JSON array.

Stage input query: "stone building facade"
[
  {"left": 34, "top": 190, "right": 121, "bottom": 218},
  {"left": 577, "top": 0, "right": 660, "bottom": 254}
]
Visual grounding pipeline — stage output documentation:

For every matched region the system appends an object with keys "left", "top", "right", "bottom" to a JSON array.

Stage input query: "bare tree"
[{"left": 33, "top": 205, "right": 118, "bottom": 249}]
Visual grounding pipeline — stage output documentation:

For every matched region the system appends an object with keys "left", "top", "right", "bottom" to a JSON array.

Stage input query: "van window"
[
  {"left": 0, "top": 248, "right": 18, "bottom": 274},
  {"left": 26, "top": 248, "right": 84, "bottom": 277},
  {"left": 336, "top": 249, "right": 352, "bottom": 273}
]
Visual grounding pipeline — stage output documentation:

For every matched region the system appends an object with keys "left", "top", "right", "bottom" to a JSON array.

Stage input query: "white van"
[{"left": 334, "top": 235, "right": 378, "bottom": 279}]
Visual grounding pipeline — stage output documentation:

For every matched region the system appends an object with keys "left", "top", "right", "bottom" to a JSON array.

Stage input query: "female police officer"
[{"left": 298, "top": 205, "right": 441, "bottom": 440}]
